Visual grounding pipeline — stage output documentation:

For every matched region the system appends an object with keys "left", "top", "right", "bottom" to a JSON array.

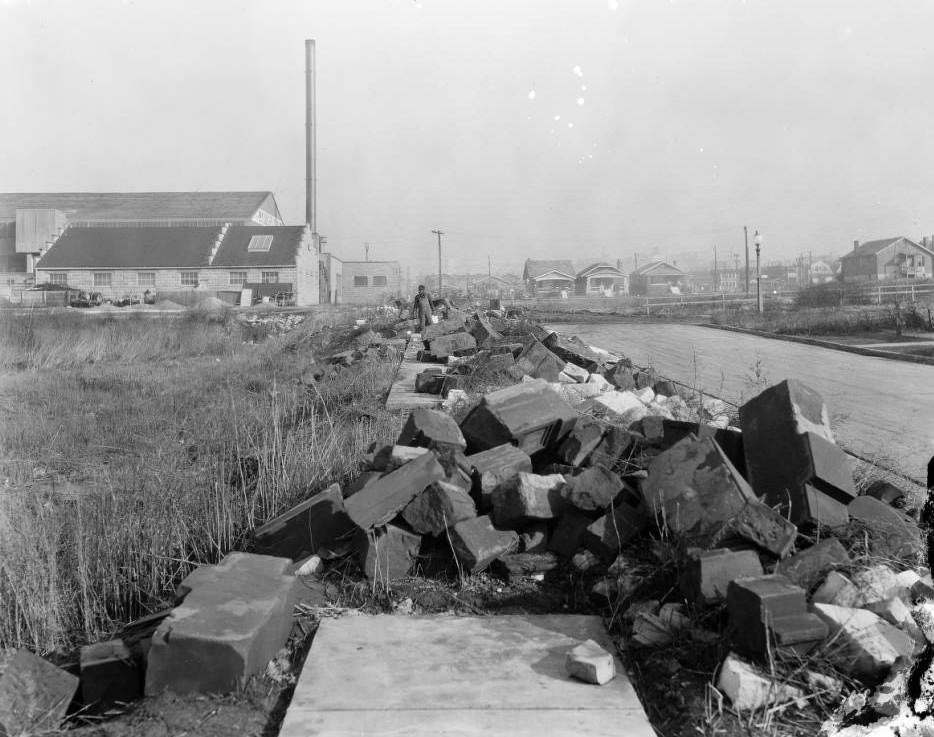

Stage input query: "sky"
[{"left": 4, "top": 0, "right": 934, "bottom": 277}]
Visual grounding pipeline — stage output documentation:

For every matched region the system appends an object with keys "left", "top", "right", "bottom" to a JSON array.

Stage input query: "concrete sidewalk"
[{"left": 279, "top": 614, "right": 654, "bottom": 737}]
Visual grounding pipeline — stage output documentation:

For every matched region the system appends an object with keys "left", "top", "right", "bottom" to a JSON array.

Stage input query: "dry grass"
[{"left": 0, "top": 311, "right": 401, "bottom": 653}]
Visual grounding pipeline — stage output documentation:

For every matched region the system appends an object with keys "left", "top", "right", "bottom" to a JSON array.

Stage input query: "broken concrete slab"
[
  {"left": 774, "top": 538, "right": 851, "bottom": 592},
  {"left": 252, "top": 483, "right": 355, "bottom": 561},
  {"left": 727, "top": 575, "right": 827, "bottom": 659},
  {"left": 397, "top": 408, "right": 467, "bottom": 452},
  {"left": 449, "top": 515, "right": 520, "bottom": 573},
  {"left": 279, "top": 614, "right": 653, "bottom": 737},
  {"left": 426, "top": 332, "right": 477, "bottom": 359},
  {"left": 588, "top": 426, "right": 633, "bottom": 469},
  {"left": 716, "top": 500, "right": 798, "bottom": 559},
  {"left": 466, "top": 443, "right": 533, "bottom": 511},
  {"left": 402, "top": 480, "right": 477, "bottom": 536},
  {"left": 562, "top": 464, "right": 625, "bottom": 513},
  {"left": 658, "top": 420, "right": 746, "bottom": 477},
  {"left": 591, "top": 391, "right": 649, "bottom": 425},
  {"left": 566, "top": 639, "right": 616, "bottom": 685},
  {"left": 811, "top": 603, "right": 916, "bottom": 683},
  {"left": 717, "top": 652, "right": 805, "bottom": 712},
  {"left": 146, "top": 552, "right": 298, "bottom": 695},
  {"left": 543, "top": 333, "right": 606, "bottom": 372},
  {"left": 560, "top": 361, "right": 591, "bottom": 383},
  {"left": 604, "top": 362, "right": 635, "bottom": 391},
  {"left": 847, "top": 495, "right": 922, "bottom": 559},
  {"left": 512, "top": 337, "right": 566, "bottom": 382},
  {"left": 556, "top": 418, "right": 606, "bottom": 467},
  {"left": 459, "top": 378, "right": 577, "bottom": 456},
  {"left": 358, "top": 523, "right": 422, "bottom": 583},
  {"left": 0, "top": 648, "right": 79, "bottom": 736},
  {"left": 679, "top": 548, "right": 764, "bottom": 606},
  {"left": 852, "top": 565, "right": 900, "bottom": 607},
  {"left": 491, "top": 472, "right": 566, "bottom": 529},
  {"left": 79, "top": 639, "right": 141, "bottom": 710},
  {"left": 422, "top": 316, "right": 467, "bottom": 342},
  {"left": 344, "top": 451, "right": 446, "bottom": 531},
  {"left": 640, "top": 435, "right": 755, "bottom": 544},
  {"left": 470, "top": 312, "right": 504, "bottom": 349},
  {"left": 812, "top": 571, "right": 860, "bottom": 607}
]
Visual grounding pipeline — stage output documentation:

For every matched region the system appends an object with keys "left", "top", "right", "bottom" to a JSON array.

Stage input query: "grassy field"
[{"left": 0, "top": 309, "right": 402, "bottom": 653}]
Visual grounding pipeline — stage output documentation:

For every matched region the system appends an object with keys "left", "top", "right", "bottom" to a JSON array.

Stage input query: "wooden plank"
[{"left": 385, "top": 336, "right": 446, "bottom": 411}]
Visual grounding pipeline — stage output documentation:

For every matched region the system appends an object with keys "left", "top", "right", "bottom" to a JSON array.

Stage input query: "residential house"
[
  {"left": 628, "top": 261, "right": 688, "bottom": 296},
  {"left": 839, "top": 237, "right": 934, "bottom": 282},
  {"left": 522, "top": 259, "right": 576, "bottom": 297},
  {"left": 575, "top": 262, "right": 627, "bottom": 296},
  {"left": 34, "top": 223, "right": 320, "bottom": 305}
]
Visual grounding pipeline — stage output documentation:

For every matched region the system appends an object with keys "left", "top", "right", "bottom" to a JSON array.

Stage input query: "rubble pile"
[
  {"left": 2, "top": 319, "right": 930, "bottom": 736},
  {"left": 237, "top": 311, "right": 306, "bottom": 334}
]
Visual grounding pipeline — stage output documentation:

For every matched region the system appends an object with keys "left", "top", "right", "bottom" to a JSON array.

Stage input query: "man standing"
[{"left": 413, "top": 284, "right": 433, "bottom": 334}]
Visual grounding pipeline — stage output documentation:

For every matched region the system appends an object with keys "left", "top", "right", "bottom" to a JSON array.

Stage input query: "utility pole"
[
  {"left": 364, "top": 242, "right": 370, "bottom": 262},
  {"left": 432, "top": 229, "right": 444, "bottom": 294},
  {"left": 744, "top": 226, "right": 749, "bottom": 296},
  {"left": 713, "top": 244, "right": 719, "bottom": 293}
]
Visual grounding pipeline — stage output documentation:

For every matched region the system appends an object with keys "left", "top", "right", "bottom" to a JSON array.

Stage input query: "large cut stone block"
[
  {"left": 557, "top": 417, "right": 606, "bottom": 467},
  {"left": 549, "top": 508, "right": 594, "bottom": 558},
  {"left": 680, "top": 548, "right": 764, "bottom": 605},
  {"left": 449, "top": 515, "right": 519, "bottom": 573},
  {"left": 491, "top": 472, "right": 566, "bottom": 529},
  {"left": 727, "top": 575, "right": 826, "bottom": 659},
  {"left": 397, "top": 408, "right": 467, "bottom": 452},
  {"left": 358, "top": 524, "right": 422, "bottom": 582},
  {"left": 739, "top": 380, "right": 854, "bottom": 525},
  {"left": 402, "top": 480, "right": 477, "bottom": 536},
  {"left": 717, "top": 500, "right": 798, "bottom": 559},
  {"left": 512, "top": 337, "right": 566, "bottom": 381},
  {"left": 253, "top": 483, "right": 355, "bottom": 561},
  {"left": 581, "top": 493, "right": 649, "bottom": 560},
  {"left": 774, "top": 538, "right": 851, "bottom": 592},
  {"left": 470, "top": 312, "right": 504, "bottom": 349},
  {"left": 427, "top": 332, "right": 477, "bottom": 359},
  {"left": 562, "top": 464, "right": 625, "bottom": 513},
  {"left": 345, "top": 451, "right": 446, "bottom": 531},
  {"left": 0, "top": 649, "right": 79, "bottom": 736},
  {"left": 422, "top": 316, "right": 467, "bottom": 342},
  {"left": 146, "top": 552, "right": 298, "bottom": 695},
  {"left": 542, "top": 333, "right": 606, "bottom": 372},
  {"left": 459, "top": 378, "right": 577, "bottom": 456},
  {"left": 466, "top": 443, "right": 533, "bottom": 511},
  {"left": 640, "top": 436, "right": 755, "bottom": 544},
  {"left": 847, "top": 495, "right": 922, "bottom": 559}
]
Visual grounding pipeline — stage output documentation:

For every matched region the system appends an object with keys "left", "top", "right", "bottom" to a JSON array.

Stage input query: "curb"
[{"left": 700, "top": 323, "right": 934, "bottom": 367}]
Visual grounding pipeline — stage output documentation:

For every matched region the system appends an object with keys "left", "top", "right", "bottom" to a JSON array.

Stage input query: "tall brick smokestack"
[{"left": 305, "top": 39, "right": 316, "bottom": 232}]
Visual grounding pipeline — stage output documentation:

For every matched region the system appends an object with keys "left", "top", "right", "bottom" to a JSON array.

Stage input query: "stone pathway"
[
  {"left": 279, "top": 614, "right": 654, "bottom": 737},
  {"left": 385, "top": 336, "right": 445, "bottom": 411}
]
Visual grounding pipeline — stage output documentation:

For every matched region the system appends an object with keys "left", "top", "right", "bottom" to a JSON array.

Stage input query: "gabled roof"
[
  {"left": 211, "top": 225, "right": 308, "bottom": 267},
  {"left": 38, "top": 226, "right": 221, "bottom": 269},
  {"left": 844, "top": 237, "right": 914, "bottom": 258},
  {"left": 577, "top": 262, "right": 625, "bottom": 278},
  {"left": 0, "top": 192, "right": 276, "bottom": 222},
  {"left": 631, "top": 261, "right": 686, "bottom": 277},
  {"left": 523, "top": 259, "right": 576, "bottom": 280}
]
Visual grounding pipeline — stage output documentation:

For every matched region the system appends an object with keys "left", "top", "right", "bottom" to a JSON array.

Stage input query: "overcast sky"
[{"left": 3, "top": 0, "right": 934, "bottom": 276}]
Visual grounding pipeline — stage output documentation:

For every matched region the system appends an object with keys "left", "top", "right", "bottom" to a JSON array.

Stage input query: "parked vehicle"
[{"left": 70, "top": 291, "right": 104, "bottom": 308}]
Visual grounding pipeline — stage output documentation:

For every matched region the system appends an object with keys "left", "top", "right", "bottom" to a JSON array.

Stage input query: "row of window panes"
[
  {"left": 48, "top": 271, "right": 280, "bottom": 288},
  {"left": 353, "top": 275, "right": 388, "bottom": 287}
]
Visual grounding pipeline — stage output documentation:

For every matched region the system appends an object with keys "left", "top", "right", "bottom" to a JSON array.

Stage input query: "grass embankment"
[{"left": 0, "top": 310, "right": 401, "bottom": 653}]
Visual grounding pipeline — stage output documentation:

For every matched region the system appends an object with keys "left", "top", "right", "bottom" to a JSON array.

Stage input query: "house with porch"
[
  {"left": 575, "top": 262, "right": 627, "bottom": 296},
  {"left": 628, "top": 261, "right": 688, "bottom": 296},
  {"left": 522, "top": 259, "right": 576, "bottom": 297}
]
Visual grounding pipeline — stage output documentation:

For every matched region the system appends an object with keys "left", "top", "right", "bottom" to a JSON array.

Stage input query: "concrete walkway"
[
  {"left": 385, "top": 336, "right": 446, "bottom": 411},
  {"left": 279, "top": 614, "right": 654, "bottom": 737}
]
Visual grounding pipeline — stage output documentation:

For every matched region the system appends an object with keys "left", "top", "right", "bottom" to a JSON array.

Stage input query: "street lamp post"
[{"left": 754, "top": 230, "right": 763, "bottom": 313}]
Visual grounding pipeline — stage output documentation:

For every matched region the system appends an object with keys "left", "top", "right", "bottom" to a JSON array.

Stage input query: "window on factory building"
[
  {"left": 247, "top": 235, "right": 273, "bottom": 252},
  {"left": 354, "top": 275, "right": 368, "bottom": 287},
  {"left": 137, "top": 272, "right": 155, "bottom": 287},
  {"left": 93, "top": 272, "right": 112, "bottom": 288},
  {"left": 48, "top": 272, "right": 67, "bottom": 286},
  {"left": 372, "top": 275, "right": 387, "bottom": 287},
  {"left": 261, "top": 271, "right": 279, "bottom": 284},
  {"left": 180, "top": 271, "right": 199, "bottom": 287},
  {"left": 229, "top": 271, "right": 247, "bottom": 285}
]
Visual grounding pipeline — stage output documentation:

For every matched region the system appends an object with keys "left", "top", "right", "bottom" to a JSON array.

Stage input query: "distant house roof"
[
  {"left": 0, "top": 192, "right": 279, "bottom": 222},
  {"left": 631, "top": 261, "right": 686, "bottom": 277},
  {"left": 38, "top": 226, "right": 221, "bottom": 269},
  {"left": 577, "top": 262, "right": 625, "bottom": 278},
  {"left": 523, "top": 259, "right": 576, "bottom": 281},
  {"left": 212, "top": 226, "right": 308, "bottom": 267}
]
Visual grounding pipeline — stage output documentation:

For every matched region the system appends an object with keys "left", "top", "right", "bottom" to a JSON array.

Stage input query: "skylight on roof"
[{"left": 247, "top": 235, "right": 273, "bottom": 252}]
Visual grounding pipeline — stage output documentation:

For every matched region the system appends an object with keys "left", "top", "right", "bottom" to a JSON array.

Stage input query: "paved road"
[{"left": 551, "top": 322, "right": 934, "bottom": 483}]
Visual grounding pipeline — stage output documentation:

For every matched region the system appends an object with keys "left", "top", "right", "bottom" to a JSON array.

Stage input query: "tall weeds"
[{"left": 0, "top": 311, "right": 399, "bottom": 652}]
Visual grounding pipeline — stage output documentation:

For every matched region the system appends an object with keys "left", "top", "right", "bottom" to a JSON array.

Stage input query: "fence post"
[
  {"left": 911, "top": 284, "right": 916, "bottom": 302},
  {"left": 645, "top": 297, "right": 650, "bottom": 317}
]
